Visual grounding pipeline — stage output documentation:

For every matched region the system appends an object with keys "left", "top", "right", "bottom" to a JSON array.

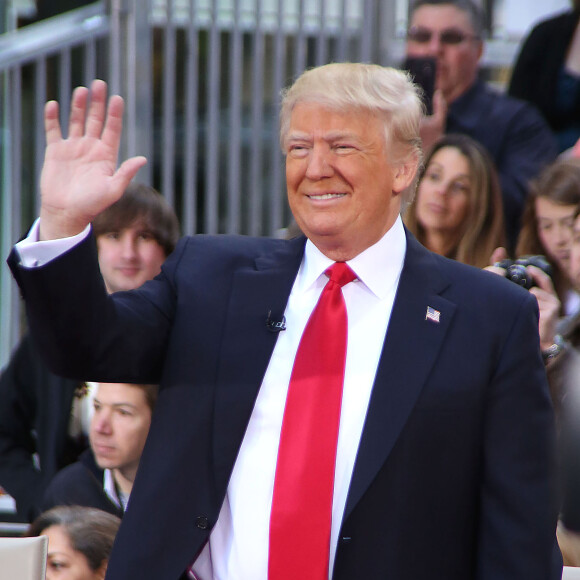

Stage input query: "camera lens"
[{"left": 506, "top": 264, "right": 533, "bottom": 290}]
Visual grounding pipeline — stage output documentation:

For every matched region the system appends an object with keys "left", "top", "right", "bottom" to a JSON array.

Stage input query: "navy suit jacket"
[{"left": 8, "top": 229, "right": 561, "bottom": 579}]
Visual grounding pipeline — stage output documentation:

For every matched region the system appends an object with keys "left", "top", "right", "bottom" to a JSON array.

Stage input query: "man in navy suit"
[{"left": 9, "top": 63, "right": 561, "bottom": 579}]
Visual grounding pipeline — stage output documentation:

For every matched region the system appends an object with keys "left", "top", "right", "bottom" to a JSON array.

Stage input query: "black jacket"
[
  {"left": 42, "top": 448, "right": 123, "bottom": 518},
  {"left": 509, "top": 10, "right": 580, "bottom": 134},
  {"left": 0, "top": 334, "right": 87, "bottom": 521}
]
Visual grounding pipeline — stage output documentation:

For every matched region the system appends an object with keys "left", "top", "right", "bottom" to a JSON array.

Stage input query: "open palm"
[{"left": 39, "top": 80, "right": 147, "bottom": 240}]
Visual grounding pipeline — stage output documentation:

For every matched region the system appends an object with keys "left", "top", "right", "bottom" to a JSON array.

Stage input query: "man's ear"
[
  {"left": 96, "top": 560, "right": 108, "bottom": 580},
  {"left": 393, "top": 157, "right": 419, "bottom": 193}
]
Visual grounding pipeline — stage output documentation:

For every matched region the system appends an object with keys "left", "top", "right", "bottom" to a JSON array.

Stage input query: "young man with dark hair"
[{"left": 42, "top": 382, "right": 158, "bottom": 518}]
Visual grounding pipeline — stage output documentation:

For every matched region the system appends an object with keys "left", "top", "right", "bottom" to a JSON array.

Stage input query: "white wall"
[{"left": 493, "top": 0, "right": 570, "bottom": 38}]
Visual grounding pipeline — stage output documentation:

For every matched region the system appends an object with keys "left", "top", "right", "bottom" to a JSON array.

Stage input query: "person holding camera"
[
  {"left": 487, "top": 158, "right": 580, "bottom": 420},
  {"left": 405, "top": 0, "right": 557, "bottom": 251},
  {"left": 514, "top": 158, "right": 580, "bottom": 316},
  {"left": 488, "top": 158, "right": 580, "bottom": 365},
  {"left": 487, "top": 254, "right": 562, "bottom": 366}
]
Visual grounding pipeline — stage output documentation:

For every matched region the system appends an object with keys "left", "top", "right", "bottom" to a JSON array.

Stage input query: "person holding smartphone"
[{"left": 405, "top": 0, "right": 557, "bottom": 252}]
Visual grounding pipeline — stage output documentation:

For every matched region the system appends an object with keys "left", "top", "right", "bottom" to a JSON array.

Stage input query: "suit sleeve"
[
  {"left": 477, "top": 291, "right": 561, "bottom": 579},
  {"left": 7, "top": 232, "right": 183, "bottom": 384}
]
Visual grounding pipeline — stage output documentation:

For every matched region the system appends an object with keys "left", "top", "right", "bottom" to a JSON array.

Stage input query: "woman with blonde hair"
[{"left": 404, "top": 133, "right": 505, "bottom": 268}]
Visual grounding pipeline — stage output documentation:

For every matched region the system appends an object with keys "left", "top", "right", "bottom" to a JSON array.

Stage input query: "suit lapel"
[
  {"left": 212, "top": 236, "right": 306, "bottom": 489},
  {"left": 343, "top": 234, "right": 457, "bottom": 519}
]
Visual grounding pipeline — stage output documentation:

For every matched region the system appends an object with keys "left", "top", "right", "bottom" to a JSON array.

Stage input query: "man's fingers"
[
  {"left": 85, "top": 79, "right": 108, "bottom": 138},
  {"left": 100, "top": 95, "right": 125, "bottom": 154},
  {"left": 67, "top": 86, "right": 90, "bottom": 139},
  {"left": 112, "top": 156, "right": 149, "bottom": 192},
  {"left": 44, "top": 100, "right": 63, "bottom": 144}
]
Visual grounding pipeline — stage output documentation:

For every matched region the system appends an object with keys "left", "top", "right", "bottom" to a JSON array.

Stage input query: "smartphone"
[{"left": 402, "top": 56, "right": 437, "bottom": 115}]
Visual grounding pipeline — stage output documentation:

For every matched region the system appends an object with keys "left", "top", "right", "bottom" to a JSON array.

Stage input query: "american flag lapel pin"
[{"left": 425, "top": 306, "right": 441, "bottom": 323}]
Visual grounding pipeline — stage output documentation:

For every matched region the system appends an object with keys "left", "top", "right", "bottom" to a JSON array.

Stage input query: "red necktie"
[{"left": 269, "top": 262, "right": 356, "bottom": 580}]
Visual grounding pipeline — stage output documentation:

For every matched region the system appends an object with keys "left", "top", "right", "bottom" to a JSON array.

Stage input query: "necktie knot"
[{"left": 326, "top": 262, "right": 356, "bottom": 288}]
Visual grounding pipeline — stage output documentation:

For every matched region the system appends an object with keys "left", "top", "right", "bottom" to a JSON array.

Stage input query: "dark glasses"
[{"left": 407, "top": 26, "right": 479, "bottom": 45}]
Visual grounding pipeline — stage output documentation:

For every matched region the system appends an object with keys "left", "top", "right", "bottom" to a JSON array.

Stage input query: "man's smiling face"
[{"left": 285, "top": 103, "right": 411, "bottom": 260}]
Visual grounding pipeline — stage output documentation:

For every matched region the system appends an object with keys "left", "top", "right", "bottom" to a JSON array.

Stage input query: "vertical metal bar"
[
  {"left": 269, "top": 0, "right": 286, "bottom": 235},
  {"left": 184, "top": 0, "right": 199, "bottom": 235},
  {"left": 162, "top": 0, "right": 176, "bottom": 206},
  {"left": 58, "top": 48, "right": 72, "bottom": 135},
  {"left": 34, "top": 58, "right": 47, "bottom": 217},
  {"left": 315, "top": 0, "right": 327, "bottom": 65},
  {"left": 360, "top": 0, "right": 373, "bottom": 62},
  {"left": 9, "top": 68, "right": 23, "bottom": 355},
  {"left": 109, "top": 0, "right": 122, "bottom": 95},
  {"left": 249, "top": 0, "right": 265, "bottom": 236},
  {"left": 12, "top": 69, "right": 22, "bottom": 238},
  {"left": 0, "top": 68, "right": 15, "bottom": 369},
  {"left": 124, "top": 0, "right": 137, "bottom": 159},
  {"left": 226, "top": 0, "right": 243, "bottom": 234},
  {"left": 83, "top": 38, "right": 97, "bottom": 86},
  {"left": 337, "top": 0, "right": 348, "bottom": 62},
  {"left": 205, "top": 0, "right": 221, "bottom": 234},
  {"left": 132, "top": 0, "right": 153, "bottom": 185},
  {"left": 294, "top": 0, "right": 306, "bottom": 78}
]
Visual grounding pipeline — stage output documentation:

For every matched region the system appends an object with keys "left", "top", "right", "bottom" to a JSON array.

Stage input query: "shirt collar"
[
  {"left": 103, "top": 469, "right": 122, "bottom": 509},
  {"left": 299, "top": 215, "right": 407, "bottom": 299}
]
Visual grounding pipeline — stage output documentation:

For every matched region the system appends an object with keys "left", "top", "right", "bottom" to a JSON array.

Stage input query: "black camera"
[{"left": 494, "top": 255, "right": 552, "bottom": 290}]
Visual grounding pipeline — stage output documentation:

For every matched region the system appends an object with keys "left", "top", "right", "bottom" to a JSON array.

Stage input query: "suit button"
[
  {"left": 340, "top": 536, "right": 352, "bottom": 544},
  {"left": 195, "top": 516, "right": 210, "bottom": 530}
]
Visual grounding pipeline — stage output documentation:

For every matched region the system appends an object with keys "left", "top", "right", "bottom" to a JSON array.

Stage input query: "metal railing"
[
  {"left": 0, "top": 2, "right": 112, "bottom": 367},
  {"left": 0, "top": 0, "right": 528, "bottom": 368},
  {"left": 0, "top": 0, "right": 391, "bottom": 368}
]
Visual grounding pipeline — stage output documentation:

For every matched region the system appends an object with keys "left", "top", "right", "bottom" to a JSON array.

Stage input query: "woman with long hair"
[
  {"left": 515, "top": 157, "right": 580, "bottom": 315},
  {"left": 404, "top": 133, "right": 505, "bottom": 268}
]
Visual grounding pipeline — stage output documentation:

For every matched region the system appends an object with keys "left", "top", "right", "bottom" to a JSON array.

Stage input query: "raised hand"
[{"left": 39, "top": 79, "right": 148, "bottom": 240}]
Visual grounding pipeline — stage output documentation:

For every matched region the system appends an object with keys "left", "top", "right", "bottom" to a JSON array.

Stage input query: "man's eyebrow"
[
  {"left": 94, "top": 397, "right": 138, "bottom": 409},
  {"left": 286, "top": 131, "right": 311, "bottom": 142},
  {"left": 111, "top": 402, "right": 139, "bottom": 411},
  {"left": 286, "top": 130, "right": 361, "bottom": 142}
]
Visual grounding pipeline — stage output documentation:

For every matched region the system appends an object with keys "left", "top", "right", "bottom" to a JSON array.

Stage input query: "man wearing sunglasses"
[{"left": 405, "top": 0, "right": 558, "bottom": 252}]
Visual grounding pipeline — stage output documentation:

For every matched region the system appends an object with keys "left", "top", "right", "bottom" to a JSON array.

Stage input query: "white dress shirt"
[
  {"left": 192, "top": 218, "right": 406, "bottom": 580},
  {"left": 15, "top": 216, "right": 407, "bottom": 580}
]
